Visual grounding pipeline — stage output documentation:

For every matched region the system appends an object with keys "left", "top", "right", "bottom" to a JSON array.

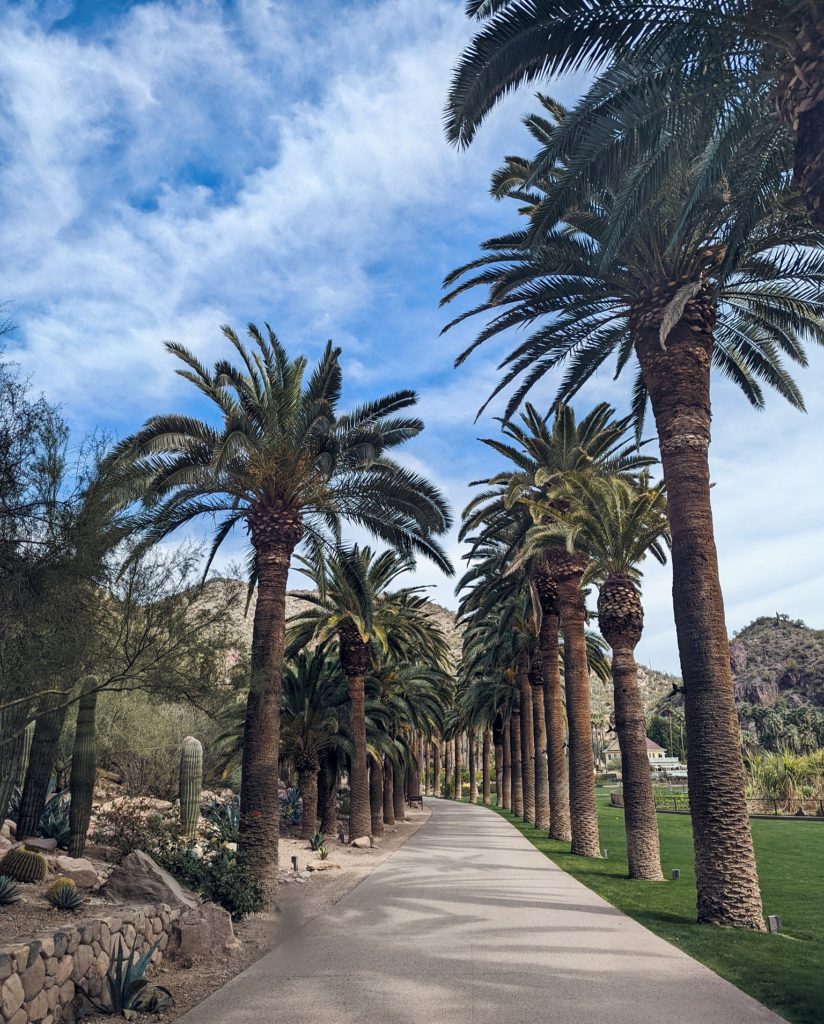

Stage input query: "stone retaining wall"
[{"left": 0, "top": 902, "right": 195, "bottom": 1024}]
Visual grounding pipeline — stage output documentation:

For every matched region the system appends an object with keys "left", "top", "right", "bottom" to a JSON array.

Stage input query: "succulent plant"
[
  {"left": 0, "top": 847, "right": 47, "bottom": 883},
  {"left": 47, "top": 878, "right": 85, "bottom": 912},
  {"left": 0, "top": 875, "right": 21, "bottom": 905},
  {"left": 76, "top": 937, "right": 173, "bottom": 1019},
  {"left": 308, "top": 829, "right": 326, "bottom": 851},
  {"left": 69, "top": 689, "right": 98, "bottom": 858},
  {"left": 318, "top": 845, "right": 330, "bottom": 861},
  {"left": 179, "top": 736, "right": 203, "bottom": 840}
]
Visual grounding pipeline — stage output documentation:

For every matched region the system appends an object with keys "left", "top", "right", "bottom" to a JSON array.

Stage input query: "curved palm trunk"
[
  {"left": 433, "top": 741, "right": 442, "bottom": 796},
  {"left": 0, "top": 706, "right": 30, "bottom": 825},
  {"left": 383, "top": 757, "right": 395, "bottom": 825},
  {"left": 298, "top": 761, "right": 319, "bottom": 841},
  {"left": 317, "top": 751, "right": 338, "bottom": 835},
  {"left": 518, "top": 655, "right": 536, "bottom": 824},
  {"left": 599, "top": 575, "right": 662, "bottom": 880},
  {"left": 530, "top": 658, "right": 550, "bottom": 832},
  {"left": 369, "top": 754, "right": 385, "bottom": 838},
  {"left": 502, "top": 719, "right": 512, "bottom": 810},
  {"left": 539, "top": 599, "right": 571, "bottom": 841},
  {"left": 510, "top": 691, "right": 524, "bottom": 818},
  {"left": 634, "top": 307, "right": 763, "bottom": 927},
  {"left": 556, "top": 559, "right": 600, "bottom": 858},
  {"left": 453, "top": 736, "right": 462, "bottom": 800},
  {"left": 392, "top": 761, "right": 406, "bottom": 821},
  {"left": 482, "top": 728, "right": 492, "bottom": 805},
  {"left": 468, "top": 732, "right": 478, "bottom": 803},
  {"left": 18, "top": 706, "right": 69, "bottom": 840},
  {"left": 240, "top": 536, "right": 296, "bottom": 899},
  {"left": 345, "top": 673, "right": 371, "bottom": 841}
]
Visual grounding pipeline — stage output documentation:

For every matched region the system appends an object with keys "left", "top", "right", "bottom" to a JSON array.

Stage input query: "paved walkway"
[{"left": 181, "top": 799, "right": 784, "bottom": 1024}]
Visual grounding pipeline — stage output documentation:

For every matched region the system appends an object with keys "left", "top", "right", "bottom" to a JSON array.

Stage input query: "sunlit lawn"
[{"left": 485, "top": 792, "right": 823, "bottom": 1024}]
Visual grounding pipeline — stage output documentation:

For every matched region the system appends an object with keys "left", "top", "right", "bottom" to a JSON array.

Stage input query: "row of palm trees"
[
  {"left": 106, "top": 327, "right": 455, "bottom": 900},
  {"left": 443, "top": 1, "right": 824, "bottom": 930}
]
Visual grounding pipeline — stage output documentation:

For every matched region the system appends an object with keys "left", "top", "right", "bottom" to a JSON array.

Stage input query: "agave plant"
[
  {"left": 76, "top": 938, "right": 173, "bottom": 1020},
  {"left": 203, "top": 798, "right": 240, "bottom": 843},
  {"left": 308, "top": 829, "right": 326, "bottom": 852},
  {"left": 46, "top": 879, "right": 86, "bottom": 913},
  {"left": 0, "top": 876, "right": 21, "bottom": 906}
]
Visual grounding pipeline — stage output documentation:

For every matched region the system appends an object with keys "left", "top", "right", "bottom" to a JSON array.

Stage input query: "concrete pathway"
[{"left": 180, "top": 799, "right": 784, "bottom": 1024}]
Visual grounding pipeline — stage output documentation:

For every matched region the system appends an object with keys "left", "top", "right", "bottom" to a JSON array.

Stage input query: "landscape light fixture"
[
  {"left": 671, "top": 869, "right": 680, "bottom": 880},
  {"left": 767, "top": 915, "right": 781, "bottom": 933},
  {"left": 291, "top": 855, "right": 298, "bottom": 873}
]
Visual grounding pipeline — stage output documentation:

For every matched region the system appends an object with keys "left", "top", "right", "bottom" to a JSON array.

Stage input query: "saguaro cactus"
[
  {"left": 68, "top": 690, "right": 98, "bottom": 858},
  {"left": 180, "top": 736, "right": 203, "bottom": 839}
]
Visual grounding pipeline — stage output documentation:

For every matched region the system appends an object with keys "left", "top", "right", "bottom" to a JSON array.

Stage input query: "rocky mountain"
[{"left": 729, "top": 615, "right": 824, "bottom": 708}]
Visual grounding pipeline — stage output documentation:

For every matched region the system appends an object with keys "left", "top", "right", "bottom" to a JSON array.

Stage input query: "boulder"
[
  {"left": 103, "top": 851, "right": 199, "bottom": 909},
  {"left": 174, "top": 904, "right": 239, "bottom": 958},
  {"left": 306, "top": 861, "right": 340, "bottom": 872},
  {"left": 54, "top": 856, "right": 99, "bottom": 889},
  {"left": 22, "top": 837, "right": 56, "bottom": 852},
  {"left": 350, "top": 836, "right": 371, "bottom": 849}
]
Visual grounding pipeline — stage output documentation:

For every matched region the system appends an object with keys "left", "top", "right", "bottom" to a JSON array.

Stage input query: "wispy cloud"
[{"left": 2, "top": 0, "right": 822, "bottom": 672}]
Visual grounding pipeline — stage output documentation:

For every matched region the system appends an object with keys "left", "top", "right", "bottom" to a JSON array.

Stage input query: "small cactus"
[
  {"left": 179, "top": 736, "right": 203, "bottom": 839},
  {"left": 0, "top": 876, "right": 21, "bottom": 905},
  {"left": 0, "top": 847, "right": 47, "bottom": 883},
  {"left": 47, "top": 878, "right": 85, "bottom": 912}
]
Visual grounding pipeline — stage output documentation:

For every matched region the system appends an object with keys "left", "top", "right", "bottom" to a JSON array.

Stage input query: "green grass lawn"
[{"left": 485, "top": 793, "right": 823, "bottom": 1024}]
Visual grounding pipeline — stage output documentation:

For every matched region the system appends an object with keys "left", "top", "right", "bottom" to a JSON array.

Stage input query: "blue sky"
[{"left": 2, "top": 0, "right": 823, "bottom": 673}]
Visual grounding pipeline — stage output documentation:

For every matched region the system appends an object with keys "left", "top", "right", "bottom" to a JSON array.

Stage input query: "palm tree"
[
  {"left": 444, "top": 0, "right": 824, "bottom": 231},
  {"left": 279, "top": 646, "right": 346, "bottom": 841},
  {"left": 289, "top": 544, "right": 450, "bottom": 841},
  {"left": 459, "top": 403, "right": 651, "bottom": 851},
  {"left": 443, "top": 102, "right": 824, "bottom": 925},
  {"left": 524, "top": 476, "right": 670, "bottom": 879},
  {"left": 107, "top": 324, "right": 452, "bottom": 895}
]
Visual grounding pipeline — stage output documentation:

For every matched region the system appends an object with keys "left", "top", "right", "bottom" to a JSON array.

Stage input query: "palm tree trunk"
[
  {"left": 392, "top": 761, "right": 405, "bottom": 821},
  {"left": 317, "top": 751, "right": 338, "bottom": 835},
  {"left": 453, "top": 736, "right": 461, "bottom": 800},
  {"left": 537, "top": 586, "right": 571, "bottom": 841},
  {"left": 530, "top": 660, "right": 550, "bottom": 831},
  {"left": 502, "top": 720, "right": 512, "bottom": 810},
  {"left": 346, "top": 673, "right": 371, "bottom": 841},
  {"left": 240, "top": 539, "right": 294, "bottom": 899},
  {"left": 635, "top": 307, "right": 763, "bottom": 928},
  {"left": 369, "top": 755, "right": 384, "bottom": 838},
  {"left": 423, "top": 741, "right": 431, "bottom": 795},
  {"left": 776, "top": 18, "right": 824, "bottom": 229},
  {"left": 18, "top": 706, "right": 69, "bottom": 839},
  {"left": 556, "top": 559, "right": 600, "bottom": 858},
  {"left": 482, "top": 728, "right": 492, "bottom": 805},
  {"left": 468, "top": 732, "right": 478, "bottom": 803},
  {"left": 383, "top": 757, "right": 395, "bottom": 825},
  {"left": 298, "top": 764, "right": 319, "bottom": 841},
  {"left": 510, "top": 691, "right": 523, "bottom": 818},
  {"left": 406, "top": 739, "right": 421, "bottom": 799},
  {"left": 518, "top": 655, "right": 536, "bottom": 824},
  {"left": 444, "top": 740, "right": 452, "bottom": 798},
  {"left": 433, "top": 741, "right": 442, "bottom": 796}
]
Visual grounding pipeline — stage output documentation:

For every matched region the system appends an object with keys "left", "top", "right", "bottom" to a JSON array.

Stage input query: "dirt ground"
[{"left": 135, "top": 806, "right": 431, "bottom": 1022}]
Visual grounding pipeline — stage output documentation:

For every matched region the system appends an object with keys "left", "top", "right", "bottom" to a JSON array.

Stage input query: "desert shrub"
[
  {"left": 92, "top": 798, "right": 262, "bottom": 918},
  {"left": 95, "top": 692, "right": 225, "bottom": 800}
]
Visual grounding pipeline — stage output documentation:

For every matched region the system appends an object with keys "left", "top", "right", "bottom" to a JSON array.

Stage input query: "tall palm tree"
[
  {"left": 444, "top": 0, "right": 824, "bottom": 230},
  {"left": 443, "top": 102, "right": 824, "bottom": 925},
  {"left": 289, "top": 544, "right": 450, "bottom": 840},
  {"left": 107, "top": 324, "right": 452, "bottom": 895},
  {"left": 524, "top": 476, "right": 670, "bottom": 878}
]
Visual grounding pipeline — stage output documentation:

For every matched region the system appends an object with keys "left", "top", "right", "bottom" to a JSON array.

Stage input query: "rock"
[
  {"left": 54, "top": 855, "right": 99, "bottom": 889},
  {"left": 3, "top": 819, "right": 15, "bottom": 837},
  {"left": 55, "top": 957, "right": 73, "bottom": 985},
  {"left": 175, "top": 904, "right": 239, "bottom": 957},
  {"left": 21, "top": 957, "right": 45, "bottom": 1000},
  {"left": 1, "top": 974, "right": 24, "bottom": 1018},
  {"left": 103, "top": 850, "right": 200, "bottom": 909},
  {"left": 306, "top": 861, "right": 341, "bottom": 871},
  {"left": 26, "top": 989, "right": 48, "bottom": 1021},
  {"left": 8, "top": 1009, "right": 27, "bottom": 1024},
  {"left": 21, "top": 836, "right": 56, "bottom": 852},
  {"left": 351, "top": 836, "right": 372, "bottom": 849}
]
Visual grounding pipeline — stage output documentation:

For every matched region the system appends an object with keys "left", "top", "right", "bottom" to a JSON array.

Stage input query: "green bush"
[{"left": 159, "top": 837, "right": 263, "bottom": 920}]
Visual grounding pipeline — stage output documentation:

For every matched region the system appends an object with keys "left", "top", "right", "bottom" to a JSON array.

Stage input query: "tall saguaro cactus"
[
  {"left": 180, "top": 736, "right": 203, "bottom": 839},
  {"left": 68, "top": 690, "right": 98, "bottom": 858}
]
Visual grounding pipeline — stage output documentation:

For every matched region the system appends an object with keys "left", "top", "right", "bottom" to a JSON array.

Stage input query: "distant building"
[{"left": 605, "top": 736, "right": 682, "bottom": 773}]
